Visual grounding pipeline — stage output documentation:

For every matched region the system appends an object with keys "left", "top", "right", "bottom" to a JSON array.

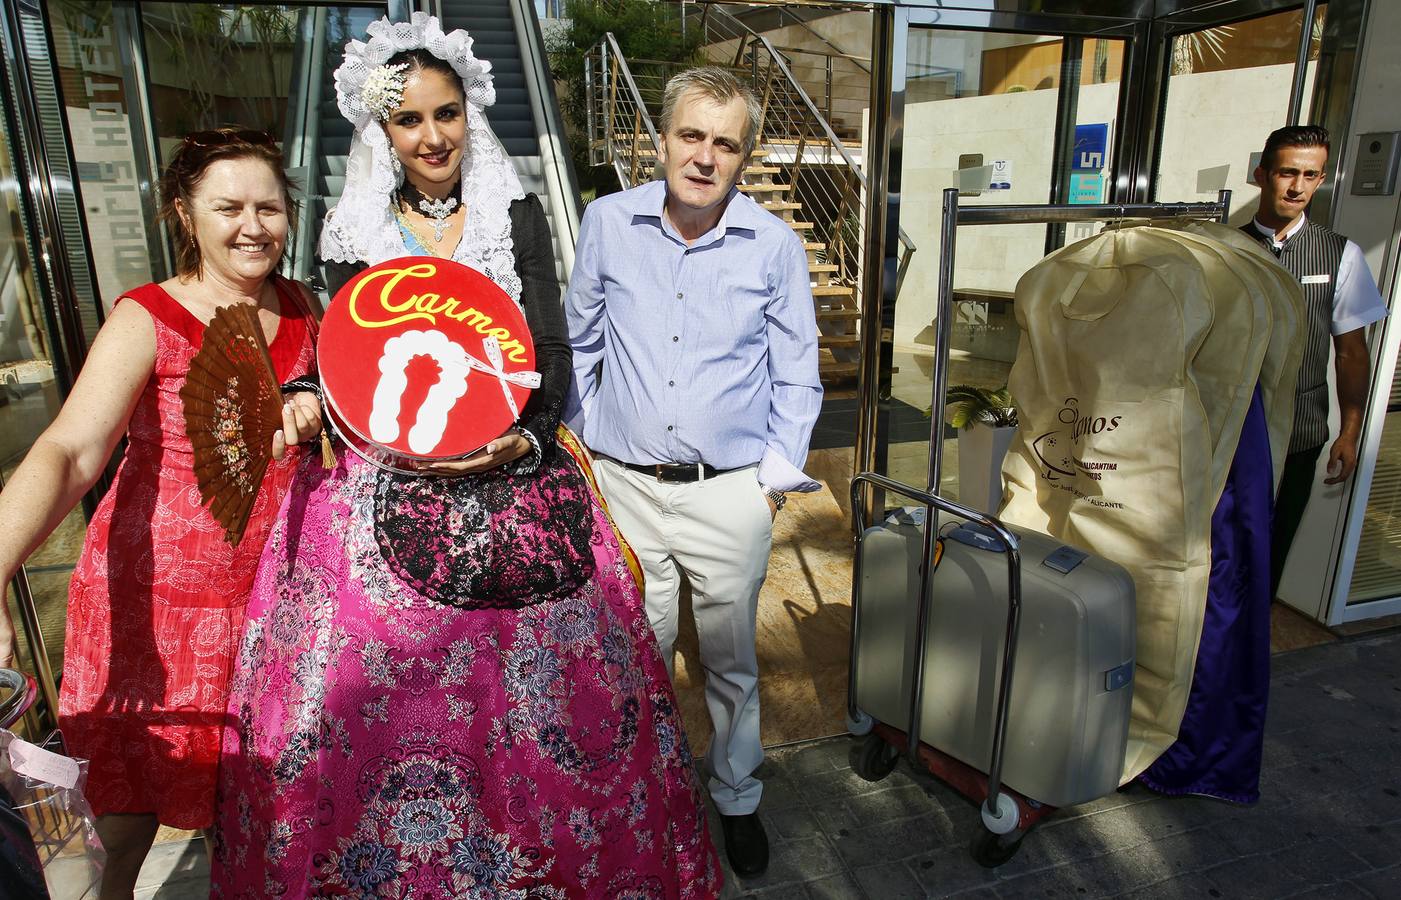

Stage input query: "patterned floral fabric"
[
  {"left": 56, "top": 279, "right": 315, "bottom": 829},
  {"left": 211, "top": 443, "right": 721, "bottom": 898}
]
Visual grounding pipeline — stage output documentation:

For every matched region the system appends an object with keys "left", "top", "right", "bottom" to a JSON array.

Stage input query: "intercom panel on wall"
[{"left": 1350, "top": 132, "right": 1401, "bottom": 196}]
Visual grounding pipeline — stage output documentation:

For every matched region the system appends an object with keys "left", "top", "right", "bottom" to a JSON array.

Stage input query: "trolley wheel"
[
  {"left": 970, "top": 827, "right": 1025, "bottom": 868},
  {"left": 851, "top": 733, "right": 900, "bottom": 783},
  {"left": 845, "top": 708, "right": 875, "bottom": 736}
]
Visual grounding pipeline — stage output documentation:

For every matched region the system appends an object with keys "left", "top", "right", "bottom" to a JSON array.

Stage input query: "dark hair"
[
  {"left": 158, "top": 129, "right": 296, "bottom": 279},
  {"left": 1260, "top": 125, "right": 1330, "bottom": 171},
  {"left": 385, "top": 48, "right": 464, "bottom": 97}
]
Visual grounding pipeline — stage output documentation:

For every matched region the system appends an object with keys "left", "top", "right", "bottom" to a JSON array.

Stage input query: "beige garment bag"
[
  {"left": 998, "top": 224, "right": 1299, "bottom": 780},
  {"left": 1171, "top": 220, "right": 1305, "bottom": 486}
]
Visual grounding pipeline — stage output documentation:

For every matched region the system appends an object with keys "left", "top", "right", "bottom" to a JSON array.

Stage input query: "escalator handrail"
[{"left": 509, "top": 0, "right": 583, "bottom": 268}]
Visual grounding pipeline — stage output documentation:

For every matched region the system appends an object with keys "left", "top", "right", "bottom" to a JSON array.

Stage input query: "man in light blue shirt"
[{"left": 565, "top": 66, "right": 821, "bottom": 878}]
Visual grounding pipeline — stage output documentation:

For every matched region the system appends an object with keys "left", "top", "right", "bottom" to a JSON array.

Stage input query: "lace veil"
[{"left": 320, "top": 12, "right": 526, "bottom": 303}]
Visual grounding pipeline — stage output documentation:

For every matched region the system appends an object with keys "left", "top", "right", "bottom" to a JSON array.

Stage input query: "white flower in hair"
[
  {"left": 334, "top": 11, "right": 495, "bottom": 132},
  {"left": 359, "top": 62, "right": 409, "bottom": 122}
]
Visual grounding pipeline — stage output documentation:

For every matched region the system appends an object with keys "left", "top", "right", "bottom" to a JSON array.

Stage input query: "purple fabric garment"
[{"left": 1139, "top": 387, "right": 1274, "bottom": 803}]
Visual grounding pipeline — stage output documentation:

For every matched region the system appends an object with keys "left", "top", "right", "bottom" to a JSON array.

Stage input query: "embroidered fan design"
[{"left": 181, "top": 304, "right": 284, "bottom": 545}]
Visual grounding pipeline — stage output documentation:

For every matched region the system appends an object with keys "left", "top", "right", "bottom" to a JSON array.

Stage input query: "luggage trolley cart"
[{"left": 845, "top": 189, "right": 1233, "bottom": 867}]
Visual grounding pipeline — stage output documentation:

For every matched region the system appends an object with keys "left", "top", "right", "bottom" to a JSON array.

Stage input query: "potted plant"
[{"left": 945, "top": 384, "right": 1018, "bottom": 514}]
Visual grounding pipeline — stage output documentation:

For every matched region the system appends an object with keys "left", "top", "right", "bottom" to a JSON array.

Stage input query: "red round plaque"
[{"left": 319, "top": 257, "right": 538, "bottom": 469}]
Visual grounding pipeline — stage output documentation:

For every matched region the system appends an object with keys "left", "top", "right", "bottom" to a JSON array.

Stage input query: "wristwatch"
[{"left": 762, "top": 487, "right": 787, "bottom": 512}]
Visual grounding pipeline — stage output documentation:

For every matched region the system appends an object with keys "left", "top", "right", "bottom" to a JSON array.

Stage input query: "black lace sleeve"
[
  {"left": 321, "top": 258, "right": 369, "bottom": 299},
  {"left": 509, "top": 193, "right": 569, "bottom": 465}
]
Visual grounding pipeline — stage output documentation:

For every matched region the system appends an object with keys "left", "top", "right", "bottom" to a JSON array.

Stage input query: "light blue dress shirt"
[{"left": 565, "top": 180, "right": 823, "bottom": 493}]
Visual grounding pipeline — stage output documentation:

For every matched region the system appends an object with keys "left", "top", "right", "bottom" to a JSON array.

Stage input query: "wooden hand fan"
[{"left": 180, "top": 303, "right": 283, "bottom": 546}]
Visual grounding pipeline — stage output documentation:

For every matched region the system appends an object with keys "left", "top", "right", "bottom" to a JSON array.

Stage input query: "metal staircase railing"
[{"left": 585, "top": 33, "right": 662, "bottom": 190}]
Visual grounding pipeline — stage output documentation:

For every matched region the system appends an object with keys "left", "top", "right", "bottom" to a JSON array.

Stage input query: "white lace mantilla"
[{"left": 319, "top": 12, "right": 526, "bottom": 304}]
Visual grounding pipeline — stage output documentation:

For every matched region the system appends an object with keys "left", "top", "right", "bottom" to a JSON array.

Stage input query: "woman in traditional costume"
[
  {"left": 0, "top": 131, "right": 321, "bottom": 896},
  {"left": 211, "top": 14, "right": 720, "bottom": 898}
]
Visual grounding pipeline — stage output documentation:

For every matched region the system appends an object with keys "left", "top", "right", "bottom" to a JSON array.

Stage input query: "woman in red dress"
[{"left": 0, "top": 130, "right": 323, "bottom": 897}]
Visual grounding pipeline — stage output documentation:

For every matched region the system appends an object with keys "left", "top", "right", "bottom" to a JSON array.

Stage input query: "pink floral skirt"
[{"left": 211, "top": 446, "right": 721, "bottom": 898}]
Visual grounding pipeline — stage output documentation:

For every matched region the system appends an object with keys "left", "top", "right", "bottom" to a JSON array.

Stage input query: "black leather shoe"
[{"left": 719, "top": 811, "right": 769, "bottom": 878}]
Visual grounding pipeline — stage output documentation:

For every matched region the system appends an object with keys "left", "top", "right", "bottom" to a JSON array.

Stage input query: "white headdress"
[{"left": 320, "top": 12, "right": 527, "bottom": 302}]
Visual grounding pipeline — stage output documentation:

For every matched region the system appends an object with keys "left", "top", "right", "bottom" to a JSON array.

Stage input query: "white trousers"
[{"left": 593, "top": 459, "right": 772, "bottom": 815}]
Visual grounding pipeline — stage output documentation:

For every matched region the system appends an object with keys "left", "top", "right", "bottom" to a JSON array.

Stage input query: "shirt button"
[
  {"left": 672, "top": 335, "right": 679, "bottom": 342},
  {"left": 668, "top": 380, "right": 675, "bottom": 387},
  {"left": 676, "top": 292, "right": 683, "bottom": 299},
  {"left": 667, "top": 425, "right": 674, "bottom": 431}
]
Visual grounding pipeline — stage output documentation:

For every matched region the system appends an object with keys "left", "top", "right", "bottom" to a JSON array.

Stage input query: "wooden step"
[
  {"left": 819, "top": 361, "right": 860, "bottom": 381},
  {"left": 746, "top": 165, "right": 782, "bottom": 176},
  {"left": 816, "top": 308, "right": 861, "bottom": 321},
  {"left": 739, "top": 183, "right": 793, "bottom": 194},
  {"left": 803, "top": 242, "right": 825, "bottom": 251},
  {"left": 813, "top": 284, "right": 855, "bottom": 297},
  {"left": 762, "top": 201, "right": 803, "bottom": 212},
  {"left": 788, "top": 222, "right": 815, "bottom": 232},
  {"left": 809, "top": 263, "right": 839, "bottom": 275},
  {"left": 819, "top": 334, "right": 861, "bottom": 349}
]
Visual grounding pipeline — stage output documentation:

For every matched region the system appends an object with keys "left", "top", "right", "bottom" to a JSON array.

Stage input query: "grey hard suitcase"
[{"left": 853, "top": 509, "right": 1136, "bottom": 808}]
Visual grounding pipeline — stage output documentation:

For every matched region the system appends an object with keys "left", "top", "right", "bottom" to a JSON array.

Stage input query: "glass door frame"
[{"left": 857, "top": 4, "right": 1143, "bottom": 513}]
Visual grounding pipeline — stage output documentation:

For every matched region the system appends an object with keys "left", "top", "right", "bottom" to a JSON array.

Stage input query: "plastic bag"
[{"left": 0, "top": 727, "right": 106, "bottom": 899}]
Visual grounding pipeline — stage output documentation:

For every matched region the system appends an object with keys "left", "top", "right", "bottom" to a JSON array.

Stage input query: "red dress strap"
[{"left": 116, "top": 282, "right": 205, "bottom": 347}]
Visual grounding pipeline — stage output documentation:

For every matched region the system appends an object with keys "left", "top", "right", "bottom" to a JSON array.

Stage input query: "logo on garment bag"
[
  {"left": 1032, "top": 397, "right": 1122, "bottom": 483},
  {"left": 319, "top": 259, "right": 540, "bottom": 463}
]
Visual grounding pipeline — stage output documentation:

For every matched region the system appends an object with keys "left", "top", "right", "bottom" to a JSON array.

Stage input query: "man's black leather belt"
[{"left": 619, "top": 461, "right": 734, "bottom": 482}]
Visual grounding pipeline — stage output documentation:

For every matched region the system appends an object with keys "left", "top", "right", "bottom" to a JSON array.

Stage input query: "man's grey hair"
[{"left": 658, "top": 66, "right": 762, "bottom": 157}]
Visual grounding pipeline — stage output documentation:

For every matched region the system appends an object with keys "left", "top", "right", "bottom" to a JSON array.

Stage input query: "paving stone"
[
  {"left": 1329, "top": 822, "right": 1401, "bottom": 869},
  {"left": 728, "top": 834, "right": 848, "bottom": 893},
  {"left": 805, "top": 871, "right": 866, "bottom": 900},
  {"left": 1282, "top": 883, "right": 1372, "bottom": 899},
  {"left": 845, "top": 783, "right": 954, "bottom": 831},
  {"left": 907, "top": 844, "right": 1002, "bottom": 896},
  {"left": 745, "top": 884, "right": 813, "bottom": 900},
  {"left": 809, "top": 797, "right": 862, "bottom": 836},
  {"left": 1059, "top": 787, "right": 1160, "bottom": 821},
  {"left": 1266, "top": 838, "right": 1371, "bottom": 886},
  {"left": 135, "top": 839, "right": 208, "bottom": 892},
  {"left": 806, "top": 765, "right": 922, "bottom": 802},
  {"left": 1350, "top": 862, "right": 1401, "bottom": 899},
  {"left": 853, "top": 861, "right": 928, "bottom": 899},
  {"left": 1117, "top": 871, "right": 1223, "bottom": 899},
  {"left": 1201, "top": 809, "right": 1312, "bottom": 857},
  {"left": 1012, "top": 803, "right": 1211, "bottom": 866},
  {"left": 1287, "top": 785, "right": 1401, "bottom": 834},
  {"left": 1002, "top": 831, "right": 1221, "bottom": 900},
  {"left": 784, "top": 742, "right": 851, "bottom": 776},
  {"left": 1196, "top": 852, "right": 1323, "bottom": 898},
  {"left": 766, "top": 804, "right": 828, "bottom": 841},
  {"left": 1072, "top": 829, "right": 1225, "bottom": 894},
  {"left": 762, "top": 773, "right": 811, "bottom": 811},
  {"left": 994, "top": 862, "right": 1113, "bottom": 899},
  {"left": 977, "top": 830, "right": 1065, "bottom": 879},
  {"left": 827, "top": 813, "right": 953, "bottom": 868}
]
